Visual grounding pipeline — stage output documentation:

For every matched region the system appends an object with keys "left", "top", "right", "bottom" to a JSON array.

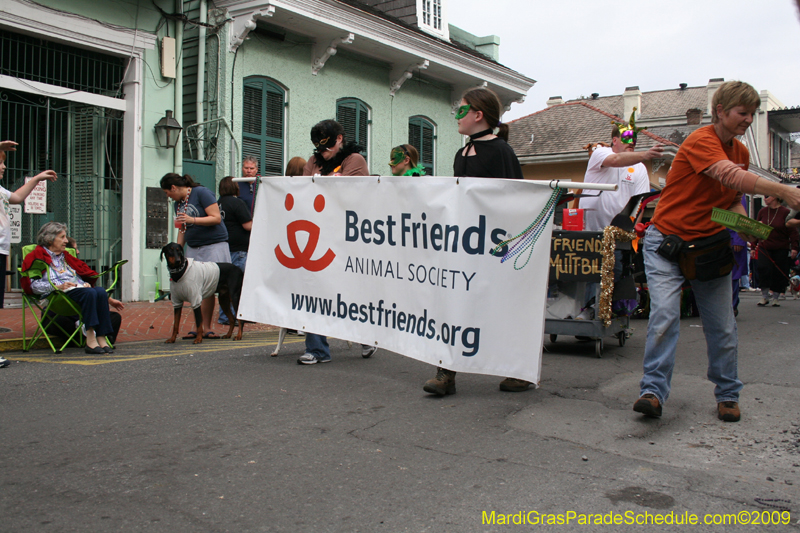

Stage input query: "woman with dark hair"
[
  {"left": 161, "top": 173, "right": 229, "bottom": 338},
  {"left": 423, "top": 87, "right": 527, "bottom": 396},
  {"left": 389, "top": 144, "right": 426, "bottom": 176},
  {"left": 297, "top": 120, "right": 374, "bottom": 365},
  {"left": 301, "top": 120, "right": 369, "bottom": 177},
  {"left": 216, "top": 176, "right": 252, "bottom": 325},
  {"left": 21, "top": 222, "right": 123, "bottom": 354}
]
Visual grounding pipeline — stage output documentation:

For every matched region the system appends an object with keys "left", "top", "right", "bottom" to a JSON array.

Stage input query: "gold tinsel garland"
[{"left": 598, "top": 225, "right": 637, "bottom": 327}]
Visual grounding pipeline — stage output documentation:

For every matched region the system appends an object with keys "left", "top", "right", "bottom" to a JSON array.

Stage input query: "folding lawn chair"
[{"left": 18, "top": 244, "right": 127, "bottom": 353}]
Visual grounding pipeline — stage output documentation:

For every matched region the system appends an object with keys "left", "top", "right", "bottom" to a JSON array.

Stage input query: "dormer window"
[
  {"left": 418, "top": 0, "right": 448, "bottom": 39},
  {"left": 423, "top": 0, "right": 441, "bottom": 30}
]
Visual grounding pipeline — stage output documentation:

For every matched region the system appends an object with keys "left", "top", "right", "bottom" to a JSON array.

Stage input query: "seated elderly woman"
[{"left": 21, "top": 222, "right": 123, "bottom": 354}]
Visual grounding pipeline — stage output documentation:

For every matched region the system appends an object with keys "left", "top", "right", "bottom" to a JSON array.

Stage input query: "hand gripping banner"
[{"left": 238, "top": 176, "right": 556, "bottom": 384}]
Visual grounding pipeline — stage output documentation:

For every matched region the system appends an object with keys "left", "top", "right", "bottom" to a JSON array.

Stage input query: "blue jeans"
[
  {"left": 219, "top": 251, "right": 247, "bottom": 324},
  {"left": 640, "top": 226, "right": 742, "bottom": 405},
  {"left": 305, "top": 333, "right": 330, "bottom": 361}
]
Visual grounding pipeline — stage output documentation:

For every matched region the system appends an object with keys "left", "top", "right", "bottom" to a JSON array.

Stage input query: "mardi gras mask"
[
  {"left": 455, "top": 104, "right": 471, "bottom": 120},
  {"left": 390, "top": 147, "right": 408, "bottom": 166},
  {"left": 620, "top": 130, "right": 636, "bottom": 145},
  {"left": 612, "top": 107, "right": 646, "bottom": 145},
  {"left": 313, "top": 136, "right": 332, "bottom": 150}
]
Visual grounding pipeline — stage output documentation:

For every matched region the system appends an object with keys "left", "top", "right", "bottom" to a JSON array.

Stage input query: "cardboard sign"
[
  {"left": 9, "top": 204, "right": 22, "bottom": 244},
  {"left": 549, "top": 230, "right": 603, "bottom": 281},
  {"left": 239, "top": 176, "right": 556, "bottom": 384},
  {"left": 23, "top": 178, "right": 47, "bottom": 214}
]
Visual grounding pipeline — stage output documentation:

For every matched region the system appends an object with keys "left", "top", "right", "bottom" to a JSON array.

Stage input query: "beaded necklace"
[{"left": 491, "top": 187, "right": 564, "bottom": 270}]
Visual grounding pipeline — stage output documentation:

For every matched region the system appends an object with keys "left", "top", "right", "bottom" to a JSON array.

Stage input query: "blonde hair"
[{"left": 711, "top": 81, "right": 760, "bottom": 124}]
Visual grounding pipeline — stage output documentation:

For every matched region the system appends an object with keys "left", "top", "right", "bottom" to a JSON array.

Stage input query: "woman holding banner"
[
  {"left": 297, "top": 120, "right": 377, "bottom": 365},
  {"left": 422, "top": 87, "right": 528, "bottom": 396}
]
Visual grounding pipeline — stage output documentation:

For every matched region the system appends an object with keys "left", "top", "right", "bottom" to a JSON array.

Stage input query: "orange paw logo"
[{"left": 274, "top": 193, "right": 336, "bottom": 272}]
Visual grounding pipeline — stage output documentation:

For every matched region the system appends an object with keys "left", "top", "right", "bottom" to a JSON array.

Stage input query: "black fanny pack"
[{"left": 657, "top": 231, "right": 733, "bottom": 281}]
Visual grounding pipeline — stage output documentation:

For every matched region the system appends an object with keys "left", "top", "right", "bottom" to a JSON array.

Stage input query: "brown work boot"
[
  {"left": 717, "top": 401, "right": 740, "bottom": 422},
  {"left": 499, "top": 377, "right": 531, "bottom": 392},
  {"left": 633, "top": 393, "right": 662, "bottom": 418},
  {"left": 423, "top": 367, "right": 456, "bottom": 396}
]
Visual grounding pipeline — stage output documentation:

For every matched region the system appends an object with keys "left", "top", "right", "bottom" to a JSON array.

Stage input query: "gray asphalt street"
[{"left": 1, "top": 291, "right": 799, "bottom": 532}]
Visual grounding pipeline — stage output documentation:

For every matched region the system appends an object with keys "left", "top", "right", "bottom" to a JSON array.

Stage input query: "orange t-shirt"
[{"left": 652, "top": 125, "right": 749, "bottom": 241}]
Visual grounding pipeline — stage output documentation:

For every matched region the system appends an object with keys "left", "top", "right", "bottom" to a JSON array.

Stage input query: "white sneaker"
[
  {"left": 757, "top": 298, "right": 769, "bottom": 306},
  {"left": 297, "top": 353, "right": 330, "bottom": 365},
  {"left": 772, "top": 298, "right": 781, "bottom": 307},
  {"left": 575, "top": 308, "right": 595, "bottom": 320},
  {"left": 0, "top": 357, "right": 9, "bottom": 368},
  {"left": 361, "top": 345, "right": 378, "bottom": 358}
]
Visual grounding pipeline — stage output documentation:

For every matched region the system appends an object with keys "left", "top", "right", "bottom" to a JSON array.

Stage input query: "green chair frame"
[{"left": 18, "top": 244, "right": 127, "bottom": 353}]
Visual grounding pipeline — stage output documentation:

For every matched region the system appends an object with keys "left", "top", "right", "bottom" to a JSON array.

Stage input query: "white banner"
[{"left": 239, "top": 176, "right": 555, "bottom": 384}]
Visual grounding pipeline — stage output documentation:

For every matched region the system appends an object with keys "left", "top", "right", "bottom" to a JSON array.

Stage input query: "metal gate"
[{"left": 1, "top": 89, "right": 123, "bottom": 292}]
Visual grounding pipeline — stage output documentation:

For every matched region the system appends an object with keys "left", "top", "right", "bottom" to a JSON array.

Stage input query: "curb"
[{"left": 0, "top": 338, "right": 50, "bottom": 352}]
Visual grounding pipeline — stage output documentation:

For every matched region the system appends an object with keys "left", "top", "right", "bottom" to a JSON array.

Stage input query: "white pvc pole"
[{"left": 231, "top": 177, "right": 617, "bottom": 191}]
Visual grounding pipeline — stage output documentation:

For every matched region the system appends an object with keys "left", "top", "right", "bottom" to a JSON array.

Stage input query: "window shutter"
[
  {"left": 337, "top": 98, "right": 369, "bottom": 165},
  {"left": 408, "top": 117, "right": 435, "bottom": 175},
  {"left": 242, "top": 77, "right": 284, "bottom": 176}
]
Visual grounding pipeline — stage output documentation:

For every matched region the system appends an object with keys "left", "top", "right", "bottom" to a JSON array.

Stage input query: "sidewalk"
[{"left": 0, "top": 300, "right": 278, "bottom": 351}]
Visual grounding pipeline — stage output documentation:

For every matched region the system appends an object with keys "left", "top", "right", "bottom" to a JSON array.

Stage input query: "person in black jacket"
[
  {"left": 423, "top": 87, "right": 529, "bottom": 396},
  {"left": 217, "top": 176, "right": 252, "bottom": 326}
]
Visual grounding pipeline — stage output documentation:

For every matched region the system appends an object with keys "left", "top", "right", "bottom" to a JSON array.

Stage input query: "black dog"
[{"left": 160, "top": 242, "right": 246, "bottom": 344}]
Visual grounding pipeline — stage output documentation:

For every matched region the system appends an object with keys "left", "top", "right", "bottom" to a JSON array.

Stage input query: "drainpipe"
[
  {"left": 196, "top": 0, "right": 206, "bottom": 160},
  {"left": 174, "top": 0, "right": 184, "bottom": 173}
]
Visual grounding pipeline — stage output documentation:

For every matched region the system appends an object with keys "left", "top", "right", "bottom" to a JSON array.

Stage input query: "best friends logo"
[
  {"left": 275, "top": 191, "right": 511, "bottom": 274},
  {"left": 274, "top": 193, "right": 336, "bottom": 272}
]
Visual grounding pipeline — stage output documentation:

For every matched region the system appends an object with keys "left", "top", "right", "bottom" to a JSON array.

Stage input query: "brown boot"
[
  {"left": 633, "top": 393, "right": 662, "bottom": 418},
  {"left": 717, "top": 401, "right": 740, "bottom": 422},
  {"left": 423, "top": 367, "right": 456, "bottom": 396},
  {"left": 499, "top": 377, "right": 531, "bottom": 392}
]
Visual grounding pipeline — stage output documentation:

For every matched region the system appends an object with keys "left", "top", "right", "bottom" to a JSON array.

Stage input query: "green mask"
[
  {"left": 390, "top": 147, "right": 407, "bottom": 167},
  {"left": 455, "top": 104, "right": 470, "bottom": 120}
]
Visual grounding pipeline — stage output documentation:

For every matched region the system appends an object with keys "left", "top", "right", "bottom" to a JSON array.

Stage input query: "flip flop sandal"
[
  {"left": 182, "top": 331, "right": 197, "bottom": 340},
  {"left": 203, "top": 332, "right": 221, "bottom": 339}
]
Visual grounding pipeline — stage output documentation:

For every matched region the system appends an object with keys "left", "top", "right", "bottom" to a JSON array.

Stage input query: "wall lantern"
[{"left": 154, "top": 110, "right": 183, "bottom": 149}]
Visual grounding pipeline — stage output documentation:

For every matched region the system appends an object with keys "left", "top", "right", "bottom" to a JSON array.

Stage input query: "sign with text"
[
  {"left": 9, "top": 204, "right": 22, "bottom": 244},
  {"left": 23, "top": 178, "right": 47, "bottom": 214},
  {"left": 549, "top": 230, "right": 603, "bottom": 282},
  {"left": 239, "top": 176, "right": 556, "bottom": 384}
]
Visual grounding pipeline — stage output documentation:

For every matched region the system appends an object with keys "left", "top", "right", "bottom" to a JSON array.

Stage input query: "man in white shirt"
[
  {"left": 575, "top": 114, "right": 663, "bottom": 319},
  {"left": 579, "top": 127, "right": 663, "bottom": 231}
]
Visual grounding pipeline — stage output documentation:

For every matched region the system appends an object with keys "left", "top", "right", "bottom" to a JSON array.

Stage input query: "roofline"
[
  {"left": 217, "top": 0, "right": 535, "bottom": 96},
  {"left": 509, "top": 101, "right": 679, "bottom": 147}
]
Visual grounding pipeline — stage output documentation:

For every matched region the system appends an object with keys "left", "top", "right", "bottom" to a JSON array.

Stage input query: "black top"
[
  {"left": 453, "top": 137, "right": 523, "bottom": 180},
  {"left": 218, "top": 196, "right": 252, "bottom": 252}
]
